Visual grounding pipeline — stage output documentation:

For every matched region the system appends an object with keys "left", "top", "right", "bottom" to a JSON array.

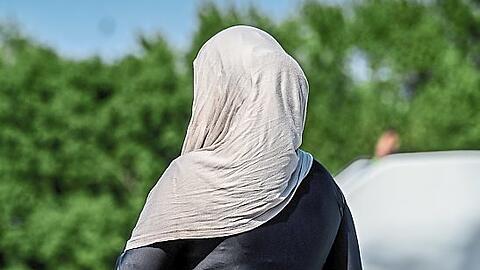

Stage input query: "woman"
[{"left": 116, "top": 25, "right": 362, "bottom": 270}]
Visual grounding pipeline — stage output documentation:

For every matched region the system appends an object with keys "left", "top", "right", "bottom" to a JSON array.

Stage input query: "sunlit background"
[
  {"left": 0, "top": 0, "right": 298, "bottom": 59},
  {"left": 1, "top": 0, "right": 479, "bottom": 269}
]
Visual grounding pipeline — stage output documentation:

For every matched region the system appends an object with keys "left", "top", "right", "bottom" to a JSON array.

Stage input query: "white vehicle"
[{"left": 335, "top": 151, "right": 480, "bottom": 270}]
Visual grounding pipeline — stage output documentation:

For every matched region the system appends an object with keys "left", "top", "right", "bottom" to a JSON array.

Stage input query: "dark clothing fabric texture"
[{"left": 116, "top": 159, "right": 362, "bottom": 270}]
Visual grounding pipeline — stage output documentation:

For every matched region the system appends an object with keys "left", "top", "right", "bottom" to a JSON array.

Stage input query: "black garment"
[{"left": 116, "top": 159, "right": 362, "bottom": 269}]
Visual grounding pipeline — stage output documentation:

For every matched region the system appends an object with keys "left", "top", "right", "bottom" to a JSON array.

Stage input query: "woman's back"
[
  {"left": 116, "top": 159, "right": 362, "bottom": 269},
  {"left": 117, "top": 25, "right": 362, "bottom": 270}
]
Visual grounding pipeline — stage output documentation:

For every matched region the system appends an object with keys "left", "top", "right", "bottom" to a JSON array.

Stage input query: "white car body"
[{"left": 335, "top": 151, "right": 480, "bottom": 270}]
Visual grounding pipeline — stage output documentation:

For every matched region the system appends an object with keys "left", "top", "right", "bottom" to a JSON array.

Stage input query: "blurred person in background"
[
  {"left": 115, "top": 25, "right": 362, "bottom": 270},
  {"left": 374, "top": 128, "right": 400, "bottom": 159},
  {"left": 335, "top": 128, "right": 400, "bottom": 182}
]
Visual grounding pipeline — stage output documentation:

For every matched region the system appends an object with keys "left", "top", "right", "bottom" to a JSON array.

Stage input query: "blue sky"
[{"left": 0, "top": 0, "right": 299, "bottom": 60}]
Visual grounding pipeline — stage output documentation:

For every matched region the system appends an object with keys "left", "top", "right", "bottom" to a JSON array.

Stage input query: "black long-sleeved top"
[{"left": 116, "top": 159, "right": 363, "bottom": 269}]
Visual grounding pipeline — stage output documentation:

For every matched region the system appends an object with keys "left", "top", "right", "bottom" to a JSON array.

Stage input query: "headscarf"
[{"left": 125, "top": 25, "right": 313, "bottom": 251}]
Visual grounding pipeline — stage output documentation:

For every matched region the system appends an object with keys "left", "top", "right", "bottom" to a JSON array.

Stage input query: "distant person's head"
[{"left": 374, "top": 128, "right": 399, "bottom": 159}]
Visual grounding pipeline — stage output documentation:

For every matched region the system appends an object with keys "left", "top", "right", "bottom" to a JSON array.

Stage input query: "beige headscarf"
[{"left": 125, "top": 25, "right": 313, "bottom": 251}]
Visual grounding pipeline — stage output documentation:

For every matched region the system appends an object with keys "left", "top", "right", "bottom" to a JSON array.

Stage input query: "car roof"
[{"left": 334, "top": 150, "right": 480, "bottom": 270}]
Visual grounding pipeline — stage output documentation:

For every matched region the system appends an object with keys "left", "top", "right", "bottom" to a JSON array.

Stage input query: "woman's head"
[
  {"left": 125, "top": 27, "right": 316, "bottom": 249},
  {"left": 182, "top": 25, "right": 309, "bottom": 158}
]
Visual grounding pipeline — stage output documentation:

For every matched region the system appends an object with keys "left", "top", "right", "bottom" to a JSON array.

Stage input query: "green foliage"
[{"left": 0, "top": 1, "right": 479, "bottom": 268}]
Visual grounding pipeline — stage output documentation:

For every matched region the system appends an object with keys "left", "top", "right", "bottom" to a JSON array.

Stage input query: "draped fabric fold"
[{"left": 125, "top": 25, "right": 313, "bottom": 251}]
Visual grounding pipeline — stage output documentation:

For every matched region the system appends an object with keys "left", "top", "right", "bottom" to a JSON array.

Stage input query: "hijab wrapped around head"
[{"left": 125, "top": 25, "right": 313, "bottom": 251}]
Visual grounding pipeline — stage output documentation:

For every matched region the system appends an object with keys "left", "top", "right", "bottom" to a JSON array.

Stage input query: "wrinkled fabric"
[
  {"left": 117, "top": 160, "right": 363, "bottom": 270},
  {"left": 125, "top": 25, "right": 313, "bottom": 251}
]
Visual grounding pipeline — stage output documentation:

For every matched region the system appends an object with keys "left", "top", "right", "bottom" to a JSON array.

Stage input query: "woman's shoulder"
[
  {"left": 309, "top": 158, "right": 346, "bottom": 208},
  {"left": 309, "top": 159, "right": 333, "bottom": 178}
]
